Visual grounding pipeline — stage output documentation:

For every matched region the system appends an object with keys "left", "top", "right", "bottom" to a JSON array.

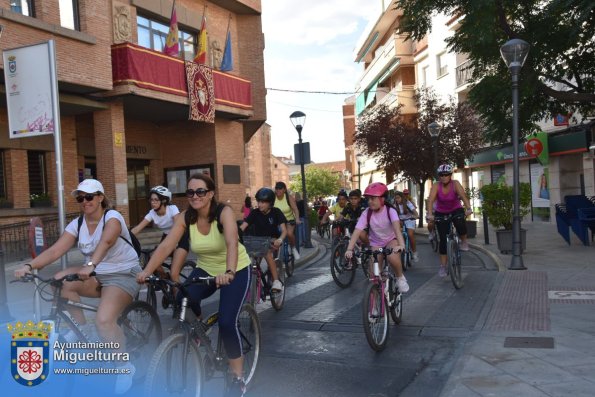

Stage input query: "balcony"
[
  {"left": 111, "top": 42, "right": 252, "bottom": 118},
  {"left": 376, "top": 84, "right": 417, "bottom": 115},
  {"left": 455, "top": 59, "right": 474, "bottom": 88}
]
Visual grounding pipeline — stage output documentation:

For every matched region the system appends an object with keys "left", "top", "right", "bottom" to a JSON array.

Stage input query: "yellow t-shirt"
[
  {"left": 330, "top": 203, "right": 345, "bottom": 218},
  {"left": 274, "top": 194, "right": 295, "bottom": 221},
  {"left": 189, "top": 220, "right": 250, "bottom": 276}
]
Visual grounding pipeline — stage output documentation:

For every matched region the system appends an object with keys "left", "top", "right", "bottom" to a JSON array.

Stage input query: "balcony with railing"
[
  {"left": 111, "top": 42, "right": 253, "bottom": 117},
  {"left": 375, "top": 84, "right": 417, "bottom": 115},
  {"left": 455, "top": 59, "right": 474, "bottom": 88}
]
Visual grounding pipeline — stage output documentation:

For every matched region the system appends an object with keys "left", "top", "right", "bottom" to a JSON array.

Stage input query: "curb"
[
  {"left": 414, "top": 230, "right": 506, "bottom": 272},
  {"left": 295, "top": 241, "right": 321, "bottom": 268}
]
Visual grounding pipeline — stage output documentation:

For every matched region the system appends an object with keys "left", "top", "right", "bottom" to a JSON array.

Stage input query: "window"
[
  {"left": 28, "top": 151, "right": 48, "bottom": 195},
  {"left": 164, "top": 164, "right": 214, "bottom": 195},
  {"left": 0, "top": 151, "right": 6, "bottom": 199},
  {"left": 10, "top": 0, "right": 34, "bottom": 17},
  {"left": 421, "top": 65, "right": 429, "bottom": 87},
  {"left": 437, "top": 52, "right": 448, "bottom": 77},
  {"left": 137, "top": 16, "right": 197, "bottom": 61},
  {"left": 59, "top": 0, "right": 80, "bottom": 30}
]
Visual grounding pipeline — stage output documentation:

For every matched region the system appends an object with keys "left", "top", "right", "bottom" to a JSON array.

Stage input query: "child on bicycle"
[
  {"left": 239, "top": 187, "right": 288, "bottom": 292},
  {"left": 394, "top": 191, "right": 419, "bottom": 262},
  {"left": 14, "top": 179, "right": 140, "bottom": 394},
  {"left": 344, "top": 182, "right": 409, "bottom": 293},
  {"left": 321, "top": 190, "right": 349, "bottom": 238}
]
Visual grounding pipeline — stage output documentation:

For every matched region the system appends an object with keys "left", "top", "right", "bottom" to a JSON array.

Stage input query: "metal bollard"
[
  {"left": 482, "top": 211, "right": 490, "bottom": 245},
  {"left": 0, "top": 247, "right": 15, "bottom": 322}
]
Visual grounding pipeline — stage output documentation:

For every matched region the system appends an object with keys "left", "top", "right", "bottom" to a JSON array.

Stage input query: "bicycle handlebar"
[
  {"left": 356, "top": 247, "right": 400, "bottom": 256},
  {"left": 145, "top": 274, "right": 216, "bottom": 289},
  {"left": 12, "top": 271, "right": 97, "bottom": 285},
  {"left": 434, "top": 213, "right": 466, "bottom": 223}
]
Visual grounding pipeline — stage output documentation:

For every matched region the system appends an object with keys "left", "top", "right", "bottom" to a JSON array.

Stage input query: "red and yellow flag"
[
  {"left": 194, "top": 15, "right": 207, "bottom": 64},
  {"left": 163, "top": 1, "right": 179, "bottom": 57}
]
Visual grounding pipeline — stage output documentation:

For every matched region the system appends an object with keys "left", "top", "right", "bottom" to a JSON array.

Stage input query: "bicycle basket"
[{"left": 242, "top": 236, "right": 271, "bottom": 257}]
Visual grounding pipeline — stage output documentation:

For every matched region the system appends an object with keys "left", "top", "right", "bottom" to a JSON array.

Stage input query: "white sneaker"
[
  {"left": 271, "top": 279, "right": 284, "bottom": 292},
  {"left": 396, "top": 276, "right": 409, "bottom": 293},
  {"left": 412, "top": 252, "right": 419, "bottom": 262},
  {"left": 292, "top": 247, "right": 301, "bottom": 260},
  {"left": 115, "top": 362, "right": 136, "bottom": 394}
]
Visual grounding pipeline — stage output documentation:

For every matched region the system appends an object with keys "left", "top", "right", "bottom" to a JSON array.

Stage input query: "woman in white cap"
[{"left": 14, "top": 178, "right": 141, "bottom": 394}]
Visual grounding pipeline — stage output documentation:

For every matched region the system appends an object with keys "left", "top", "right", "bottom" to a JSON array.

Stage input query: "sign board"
[
  {"left": 28, "top": 217, "right": 46, "bottom": 258},
  {"left": 294, "top": 142, "right": 311, "bottom": 165},
  {"left": 3, "top": 42, "right": 57, "bottom": 138}
]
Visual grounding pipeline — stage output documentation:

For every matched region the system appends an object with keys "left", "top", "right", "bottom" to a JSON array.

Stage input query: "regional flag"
[
  {"left": 220, "top": 29, "right": 233, "bottom": 71},
  {"left": 163, "top": 1, "right": 179, "bottom": 57},
  {"left": 194, "top": 15, "right": 207, "bottom": 64}
]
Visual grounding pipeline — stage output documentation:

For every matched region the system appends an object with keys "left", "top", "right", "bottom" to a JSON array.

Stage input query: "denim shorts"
[{"left": 94, "top": 265, "right": 142, "bottom": 298}]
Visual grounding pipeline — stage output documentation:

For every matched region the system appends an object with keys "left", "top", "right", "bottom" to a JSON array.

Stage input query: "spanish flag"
[
  {"left": 194, "top": 15, "right": 207, "bottom": 64},
  {"left": 163, "top": 1, "right": 179, "bottom": 57}
]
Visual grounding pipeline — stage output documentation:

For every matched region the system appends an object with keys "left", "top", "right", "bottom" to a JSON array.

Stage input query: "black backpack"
[
  {"left": 184, "top": 203, "right": 243, "bottom": 243},
  {"left": 76, "top": 209, "right": 142, "bottom": 257}
]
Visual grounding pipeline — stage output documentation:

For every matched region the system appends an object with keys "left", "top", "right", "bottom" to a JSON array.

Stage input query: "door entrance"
[{"left": 127, "top": 160, "right": 150, "bottom": 226}]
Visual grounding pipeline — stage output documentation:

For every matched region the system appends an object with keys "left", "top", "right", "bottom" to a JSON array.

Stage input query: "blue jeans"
[{"left": 297, "top": 217, "right": 305, "bottom": 247}]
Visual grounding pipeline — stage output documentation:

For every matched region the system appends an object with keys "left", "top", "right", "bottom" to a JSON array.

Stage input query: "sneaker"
[
  {"left": 439, "top": 265, "right": 447, "bottom": 278},
  {"left": 396, "top": 276, "right": 409, "bottom": 293},
  {"left": 412, "top": 252, "right": 419, "bottom": 262},
  {"left": 271, "top": 279, "right": 284, "bottom": 292},
  {"left": 460, "top": 241, "right": 470, "bottom": 252},
  {"left": 224, "top": 376, "right": 246, "bottom": 397},
  {"left": 114, "top": 362, "right": 136, "bottom": 394},
  {"left": 292, "top": 247, "right": 301, "bottom": 260}
]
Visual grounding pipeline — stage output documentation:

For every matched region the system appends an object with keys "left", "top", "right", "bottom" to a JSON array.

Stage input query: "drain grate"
[{"left": 504, "top": 336, "right": 554, "bottom": 349}]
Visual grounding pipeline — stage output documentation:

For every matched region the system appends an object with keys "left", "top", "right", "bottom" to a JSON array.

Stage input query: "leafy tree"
[
  {"left": 354, "top": 88, "right": 483, "bottom": 223},
  {"left": 289, "top": 166, "right": 341, "bottom": 200},
  {"left": 396, "top": 0, "right": 595, "bottom": 143}
]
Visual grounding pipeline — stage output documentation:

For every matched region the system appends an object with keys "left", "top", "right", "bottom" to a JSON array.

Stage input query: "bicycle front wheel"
[
  {"left": 270, "top": 258, "right": 286, "bottom": 311},
  {"left": 284, "top": 246, "right": 295, "bottom": 277},
  {"left": 330, "top": 244, "right": 355, "bottom": 288},
  {"left": 430, "top": 233, "right": 439, "bottom": 252},
  {"left": 144, "top": 333, "right": 202, "bottom": 397},
  {"left": 237, "top": 304, "right": 261, "bottom": 387},
  {"left": 119, "top": 301, "right": 163, "bottom": 379},
  {"left": 448, "top": 239, "right": 464, "bottom": 289},
  {"left": 362, "top": 282, "right": 389, "bottom": 351},
  {"left": 389, "top": 278, "right": 403, "bottom": 324}
]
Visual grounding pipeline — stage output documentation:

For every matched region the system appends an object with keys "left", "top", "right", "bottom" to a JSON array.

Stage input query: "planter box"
[
  {"left": 496, "top": 229, "right": 527, "bottom": 254},
  {"left": 30, "top": 200, "right": 52, "bottom": 208},
  {"left": 466, "top": 220, "right": 477, "bottom": 238}
]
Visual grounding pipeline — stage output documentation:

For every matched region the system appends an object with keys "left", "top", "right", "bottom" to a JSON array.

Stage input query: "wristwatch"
[{"left": 86, "top": 261, "right": 96, "bottom": 268}]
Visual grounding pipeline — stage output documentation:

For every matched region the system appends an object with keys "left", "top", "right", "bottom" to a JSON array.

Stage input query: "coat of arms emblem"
[{"left": 8, "top": 320, "right": 52, "bottom": 386}]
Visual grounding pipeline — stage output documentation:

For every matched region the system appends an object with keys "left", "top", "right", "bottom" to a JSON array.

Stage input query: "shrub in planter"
[
  {"left": 30, "top": 192, "right": 52, "bottom": 207},
  {"left": 479, "top": 183, "right": 531, "bottom": 230}
]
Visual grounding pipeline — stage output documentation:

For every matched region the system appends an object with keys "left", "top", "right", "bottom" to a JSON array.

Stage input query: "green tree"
[
  {"left": 396, "top": 0, "right": 595, "bottom": 143},
  {"left": 289, "top": 166, "right": 342, "bottom": 200},
  {"left": 354, "top": 87, "right": 483, "bottom": 224}
]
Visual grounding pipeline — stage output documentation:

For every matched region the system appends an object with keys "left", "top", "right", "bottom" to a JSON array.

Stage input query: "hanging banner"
[
  {"left": 525, "top": 131, "right": 549, "bottom": 166},
  {"left": 3, "top": 42, "right": 57, "bottom": 138},
  {"left": 184, "top": 61, "right": 215, "bottom": 123},
  {"left": 530, "top": 163, "right": 550, "bottom": 208}
]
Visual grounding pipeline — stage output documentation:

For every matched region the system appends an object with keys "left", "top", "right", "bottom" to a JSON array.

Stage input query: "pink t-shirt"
[{"left": 355, "top": 206, "right": 399, "bottom": 247}]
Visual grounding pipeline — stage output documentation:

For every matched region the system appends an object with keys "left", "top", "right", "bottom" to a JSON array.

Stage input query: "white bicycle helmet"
[
  {"left": 150, "top": 185, "right": 172, "bottom": 201},
  {"left": 437, "top": 164, "right": 453, "bottom": 174}
]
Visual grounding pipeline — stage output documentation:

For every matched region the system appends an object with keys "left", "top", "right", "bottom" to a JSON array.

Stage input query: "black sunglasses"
[
  {"left": 76, "top": 193, "right": 97, "bottom": 203},
  {"left": 185, "top": 188, "right": 210, "bottom": 198},
  {"left": 439, "top": 173, "right": 452, "bottom": 177}
]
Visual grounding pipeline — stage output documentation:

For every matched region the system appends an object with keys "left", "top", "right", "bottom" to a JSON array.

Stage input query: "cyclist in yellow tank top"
[
  {"left": 273, "top": 181, "right": 301, "bottom": 260},
  {"left": 137, "top": 173, "right": 250, "bottom": 394}
]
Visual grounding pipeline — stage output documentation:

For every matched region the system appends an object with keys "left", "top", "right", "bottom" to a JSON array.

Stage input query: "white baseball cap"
[{"left": 71, "top": 179, "right": 104, "bottom": 196}]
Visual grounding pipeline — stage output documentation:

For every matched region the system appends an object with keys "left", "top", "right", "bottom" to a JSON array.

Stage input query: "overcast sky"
[{"left": 261, "top": 1, "right": 380, "bottom": 163}]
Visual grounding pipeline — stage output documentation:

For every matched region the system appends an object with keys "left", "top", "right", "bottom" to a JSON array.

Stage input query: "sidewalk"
[{"left": 439, "top": 220, "right": 595, "bottom": 397}]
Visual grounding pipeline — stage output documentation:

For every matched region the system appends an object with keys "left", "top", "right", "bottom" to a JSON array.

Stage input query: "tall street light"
[
  {"left": 500, "top": 38, "right": 530, "bottom": 270},
  {"left": 428, "top": 122, "right": 441, "bottom": 180},
  {"left": 290, "top": 110, "right": 312, "bottom": 248},
  {"left": 343, "top": 169, "right": 351, "bottom": 190},
  {"left": 356, "top": 153, "right": 363, "bottom": 190}
]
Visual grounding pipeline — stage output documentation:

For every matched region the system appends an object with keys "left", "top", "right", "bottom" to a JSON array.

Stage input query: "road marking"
[{"left": 548, "top": 290, "right": 595, "bottom": 300}]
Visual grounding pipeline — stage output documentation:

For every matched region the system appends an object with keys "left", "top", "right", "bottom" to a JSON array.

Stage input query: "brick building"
[{"left": 0, "top": 0, "right": 266, "bottom": 226}]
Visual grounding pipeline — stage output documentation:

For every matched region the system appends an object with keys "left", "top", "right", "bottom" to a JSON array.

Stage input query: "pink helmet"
[{"left": 364, "top": 182, "right": 388, "bottom": 197}]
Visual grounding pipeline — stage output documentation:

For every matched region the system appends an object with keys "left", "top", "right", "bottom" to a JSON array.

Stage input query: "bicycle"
[
  {"left": 358, "top": 247, "right": 403, "bottom": 351},
  {"left": 143, "top": 275, "right": 261, "bottom": 397},
  {"left": 330, "top": 219, "right": 369, "bottom": 288},
  {"left": 139, "top": 246, "right": 196, "bottom": 312},
  {"left": 280, "top": 234, "right": 295, "bottom": 277},
  {"left": 435, "top": 213, "right": 465, "bottom": 289},
  {"left": 317, "top": 221, "right": 331, "bottom": 239},
  {"left": 429, "top": 229, "right": 439, "bottom": 252},
  {"left": 12, "top": 272, "right": 162, "bottom": 378},
  {"left": 243, "top": 235, "right": 286, "bottom": 311}
]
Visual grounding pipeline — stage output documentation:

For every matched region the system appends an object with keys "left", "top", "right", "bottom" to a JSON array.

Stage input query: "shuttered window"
[{"left": 27, "top": 151, "right": 47, "bottom": 195}]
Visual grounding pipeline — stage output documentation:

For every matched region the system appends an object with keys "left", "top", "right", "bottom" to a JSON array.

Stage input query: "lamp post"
[
  {"left": 356, "top": 153, "right": 363, "bottom": 190},
  {"left": 428, "top": 122, "right": 440, "bottom": 180},
  {"left": 290, "top": 110, "right": 312, "bottom": 248},
  {"left": 500, "top": 38, "right": 530, "bottom": 270},
  {"left": 343, "top": 169, "right": 351, "bottom": 190}
]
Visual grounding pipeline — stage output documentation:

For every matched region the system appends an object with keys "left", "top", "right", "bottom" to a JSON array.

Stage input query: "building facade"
[{"left": 0, "top": 0, "right": 266, "bottom": 226}]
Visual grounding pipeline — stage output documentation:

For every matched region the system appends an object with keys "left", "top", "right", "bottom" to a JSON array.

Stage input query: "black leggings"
[
  {"left": 435, "top": 208, "right": 467, "bottom": 255},
  {"left": 177, "top": 266, "right": 250, "bottom": 359}
]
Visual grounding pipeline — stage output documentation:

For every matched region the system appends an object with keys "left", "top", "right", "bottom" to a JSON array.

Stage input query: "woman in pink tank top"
[{"left": 426, "top": 165, "right": 473, "bottom": 278}]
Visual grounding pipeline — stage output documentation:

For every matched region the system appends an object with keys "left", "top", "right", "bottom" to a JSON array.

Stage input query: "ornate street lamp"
[
  {"left": 428, "top": 122, "right": 441, "bottom": 179},
  {"left": 356, "top": 153, "right": 364, "bottom": 190},
  {"left": 500, "top": 38, "right": 530, "bottom": 270},
  {"left": 343, "top": 169, "right": 351, "bottom": 189},
  {"left": 290, "top": 110, "right": 312, "bottom": 248}
]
